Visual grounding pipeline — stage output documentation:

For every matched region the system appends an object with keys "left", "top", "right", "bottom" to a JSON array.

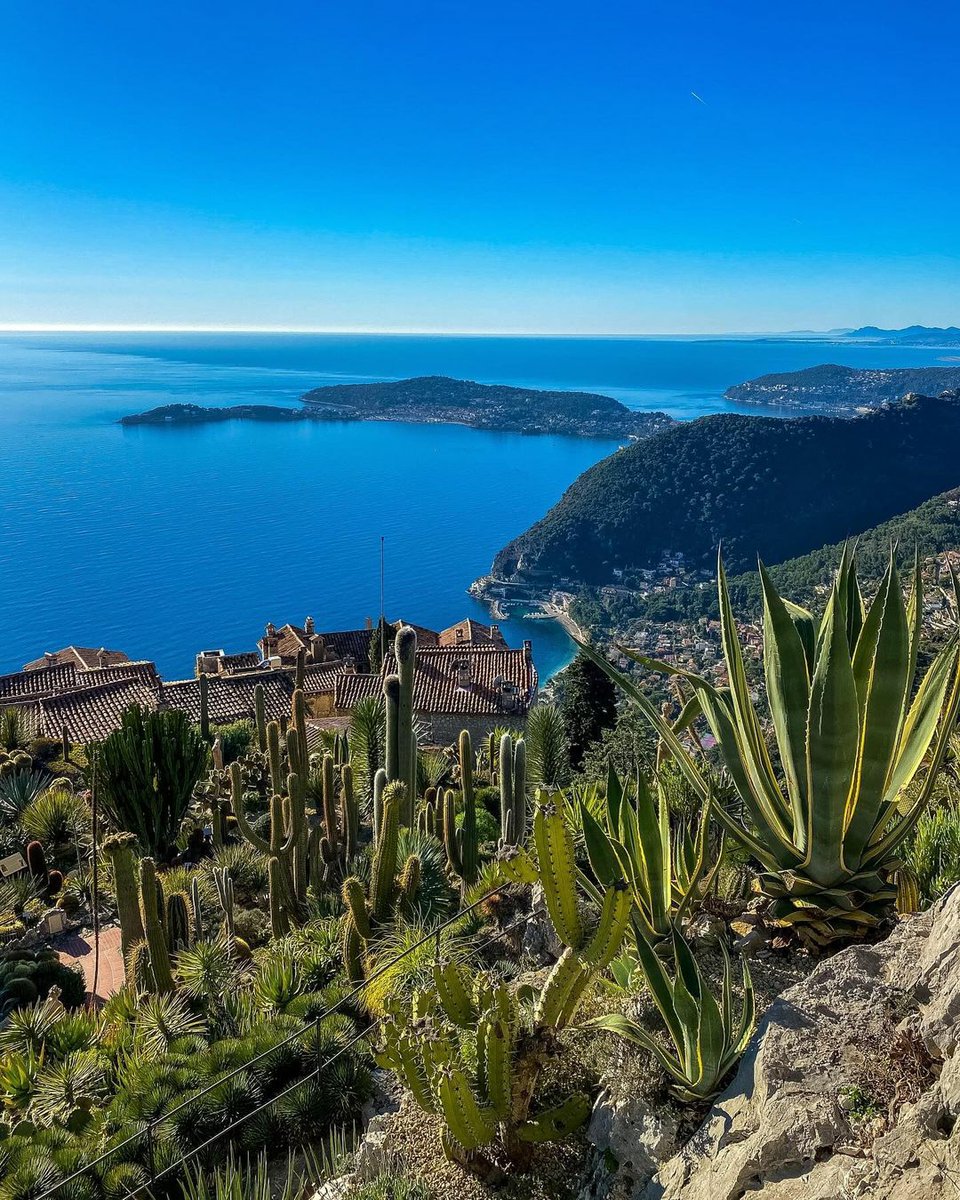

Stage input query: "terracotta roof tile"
[
  {"left": 39, "top": 679, "right": 159, "bottom": 742},
  {"left": 438, "top": 618, "right": 507, "bottom": 648},
  {"left": 367, "top": 646, "right": 537, "bottom": 715},
  {"left": 301, "top": 663, "right": 346, "bottom": 697},
  {"left": 23, "top": 646, "right": 132, "bottom": 672},
  {"left": 0, "top": 663, "right": 79, "bottom": 701},
  {"left": 162, "top": 671, "right": 293, "bottom": 725},
  {"left": 334, "top": 673, "right": 382, "bottom": 710}
]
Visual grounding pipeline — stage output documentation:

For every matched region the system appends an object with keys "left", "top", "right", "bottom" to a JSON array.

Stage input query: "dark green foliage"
[
  {"left": 0, "top": 770, "right": 50, "bottom": 823},
  {"left": 493, "top": 394, "right": 960, "bottom": 581},
  {"left": 209, "top": 722, "right": 253, "bottom": 764},
  {"left": 559, "top": 651, "right": 618, "bottom": 769},
  {"left": 301, "top": 375, "right": 672, "bottom": 438},
  {"left": 94, "top": 705, "right": 208, "bottom": 861},
  {"left": 0, "top": 950, "right": 86, "bottom": 1011}
]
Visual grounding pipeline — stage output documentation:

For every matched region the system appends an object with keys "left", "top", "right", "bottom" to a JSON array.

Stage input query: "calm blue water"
[{"left": 0, "top": 333, "right": 951, "bottom": 682}]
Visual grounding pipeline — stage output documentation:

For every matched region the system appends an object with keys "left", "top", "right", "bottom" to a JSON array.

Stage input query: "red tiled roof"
[
  {"left": 320, "top": 629, "right": 373, "bottom": 671},
  {"left": 302, "top": 663, "right": 346, "bottom": 697},
  {"left": 0, "top": 663, "right": 78, "bottom": 701},
  {"left": 378, "top": 646, "right": 536, "bottom": 715},
  {"left": 39, "top": 679, "right": 159, "bottom": 742},
  {"left": 84, "top": 661, "right": 161, "bottom": 689},
  {"left": 333, "top": 673, "right": 382, "bottom": 710},
  {"left": 23, "top": 646, "right": 132, "bottom": 673},
  {"left": 162, "top": 671, "right": 293, "bottom": 725},
  {"left": 438, "top": 618, "right": 507, "bottom": 648}
]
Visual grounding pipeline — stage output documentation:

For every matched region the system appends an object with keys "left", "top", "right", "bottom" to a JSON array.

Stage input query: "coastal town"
[{"left": 0, "top": 615, "right": 537, "bottom": 748}]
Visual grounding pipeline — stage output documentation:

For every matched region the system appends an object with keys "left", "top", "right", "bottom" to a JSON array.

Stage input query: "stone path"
[{"left": 53, "top": 924, "right": 124, "bottom": 1003}]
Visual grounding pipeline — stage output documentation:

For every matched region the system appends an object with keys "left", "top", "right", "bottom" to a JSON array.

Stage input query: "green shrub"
[
  {"left": 210, "top": 722, "right": 253, "bottom": 765},
  {"left": 20, "top": 790, "right": 90, "bottom": 850}
]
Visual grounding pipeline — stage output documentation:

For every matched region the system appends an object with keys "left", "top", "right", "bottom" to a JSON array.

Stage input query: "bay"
[{"left": 0, "top": 332, "right": 950, "bottom": 682}]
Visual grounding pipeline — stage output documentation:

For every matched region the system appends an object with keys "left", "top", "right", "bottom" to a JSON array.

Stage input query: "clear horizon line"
[{"left": 0, "top": 322, "right": 848, "bottom": 338}]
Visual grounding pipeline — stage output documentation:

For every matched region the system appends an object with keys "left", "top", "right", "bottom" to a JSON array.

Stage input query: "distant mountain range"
[
  {"left": 725, "top": 365, "right": 960, "bottom": 413},
  {"left": 841, "top": 325, "right": 960, "bottom": 346},
  {"left": 488, "top": 391, "right": 960, "bottom": 584}
]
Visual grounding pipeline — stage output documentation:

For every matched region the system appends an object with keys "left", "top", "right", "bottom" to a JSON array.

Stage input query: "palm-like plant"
[
  {"left": 525, "top": 702, "right": 570, "bottom": 789},
  {"left": 349, "top": 696, "right": 386, "bottom": 803},
  {"left": 590, "top": 930, "right": 754, "bottom": 1101},
  {"left": 579, "top": 550, "right": 960, "bottom": 947},
  {"left": 94, "top": 705, "right": 208, "bottom": 861}
]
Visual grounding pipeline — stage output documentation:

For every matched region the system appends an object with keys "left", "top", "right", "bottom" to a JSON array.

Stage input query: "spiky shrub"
[
  {"left": 589, "top": 930, "right": 754, "bottom": 1101},
  {"left": 578, "top": 764, "right": 718, "bottom": 941},
  {"left": 379, "top": 800, "right": 631, "bottom": 1180},
  {"left": 579, "top": 551, "right": 960, "bottom": 948},
  {"left": 524, "top": 703, "right": 570, "bottom": 790},
  {"left": 20, "top": 789, "right": 90, "bottom": 850},
  {"left": 95, "top": 705, "right": 208, "bottom": 861},
  {"left": 899, "top": 775, "right": 960, "bottom": 908}
]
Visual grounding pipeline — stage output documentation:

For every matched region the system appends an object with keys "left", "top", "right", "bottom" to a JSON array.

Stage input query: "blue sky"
[{"left": 1, "top": 0, "right": 957, "bottom": 333}]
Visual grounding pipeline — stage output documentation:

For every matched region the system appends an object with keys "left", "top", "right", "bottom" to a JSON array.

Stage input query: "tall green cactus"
[
  {"left": 139, "top": 857, "right": 174, "bottom": 993},
  {"left": 229, "top": 719, "right": 311, "bottom": 933},
  {"left": 340, "top": 780, "right": 422, "bottom": 984},
  {"left": 165, "top": 891, "right": 191, "bottom": 953},
  {"left": 395, "top": 626, "right": 418, "bottom": 824},
  {"left": 254, "top": 683, "right": 267, "bottom": 752},
  {"left": 102, "top": 832, "right": 145, "bottom": 983},
  {"left": 499, "top": 734, "right": 527, "bottom": 846},
  {"left": 341, "top": 762, "right": 359, "bottom": 864},
  {"left": 199, "top": 672, "right": 210, "bottom": 742},
  {"left": 212, "top": 865, "right": 235, "bottom": 939},
  {"left": 443, "top": 731, "right": 479, "bottom": 884}
]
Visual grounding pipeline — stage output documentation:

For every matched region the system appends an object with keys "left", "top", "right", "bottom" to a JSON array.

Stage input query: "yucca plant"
[
  {"left": 589, "top": 930, "right": 754, "bottom": 1101},
  {"left": 525, "top": 703, "right": 570, "bottom": 789},
  {"left": 579, "top": 550, "right": 960, "bottom": 947},
  {"left": 20, "top": 789, "right": 90, "bottom": 850},
  {"left": 578, "top": 764, "right": 718, "bottom": 941},
  {"left": 0, "top": 770, "right": 50, "bottom": 824}
]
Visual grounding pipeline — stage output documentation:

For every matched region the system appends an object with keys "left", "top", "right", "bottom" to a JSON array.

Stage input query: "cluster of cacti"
[
  {"left": 442, "top": 731, "right": 479, "bottom": 885},
  {"left": 385, "top": 626, "right": 418, "bottom": 825},
  {"left": 229, "top": 694, "right": 313, "bottom": 937},
  {"left": 0, "top": 750, "right": 32, "bottom": 778},
  {"left": 417, "top": 786, "right": 441, "bottom": 838},
  {"left": 379, "top": 798, "right": 631, "bottom": 1178},
  {"left": 498, "top": 733, "right": 527, "bottom": 846},
  {"left": 340, "top": 781, "right": 423, "bottom": 983}
]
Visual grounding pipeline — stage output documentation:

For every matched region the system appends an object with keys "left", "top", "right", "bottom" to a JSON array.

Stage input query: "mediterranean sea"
[{"left": 0, "top": 332, "right": 950, "bottom": 682}]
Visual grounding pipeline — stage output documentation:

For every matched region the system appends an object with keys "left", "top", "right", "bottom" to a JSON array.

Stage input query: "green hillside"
[{"left": 491, "top": 392, "right": 960, "bottom": 583}]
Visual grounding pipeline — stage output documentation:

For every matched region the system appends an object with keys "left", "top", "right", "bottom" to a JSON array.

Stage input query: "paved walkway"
[{"left": 53, "top": 924, "right": 125, "bottom": 1003}]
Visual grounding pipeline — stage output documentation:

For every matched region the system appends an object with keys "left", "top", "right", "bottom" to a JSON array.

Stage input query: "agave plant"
[
  {"left": 0, "top": 769, "right": 50, "bottom": 823},
  {"left": 578, "top": 764, "right": 719, "bottom": 941},
  {"left": 579, "top": 550, "right": 960, "bottom": 947},
  {"left": 19, "top": 789, "right": 90, "bottom": 849},
  {"left": 589, "top": 930, "right": 754, "bottom": 1101}
]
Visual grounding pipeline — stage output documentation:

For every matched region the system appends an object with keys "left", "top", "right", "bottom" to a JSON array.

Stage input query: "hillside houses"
[{"left": 2, "top": 617, "right": 538, "bottom": 744}]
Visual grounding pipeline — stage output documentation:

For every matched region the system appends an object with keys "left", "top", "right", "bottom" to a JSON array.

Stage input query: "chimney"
[
  {"left": 305, "top": 616, "right": 315, "bottom": 636},
  {"left": 262, "top": 622, "right": 277, "bottom": 658},
  {"left": 343, "top": 655, "right": 357, "bottom": 675},
  {"left": 491, "top": 624, "right": 499, "bottom": 636},
  {"left": 44, "top": 651, "right": 56, "bottom": 664},
  {"left": 456, "top": 627, "right": 463, "bottom": 642},
  {"left": 454, "top": 658, "right": 471, "bottom": 689},
  {"left": 522, "top": 639, "right": 532, "bottom": 660},
  {"left": 97, "top": 648, "right": 108, "bottom": 668},
  {"left": 365, "top": 616, "right": 373, "bottom": 631}
]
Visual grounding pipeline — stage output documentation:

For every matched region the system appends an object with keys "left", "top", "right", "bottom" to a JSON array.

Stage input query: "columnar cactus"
[
  {"left": 102, "top": 833, "right": 145, "bottom": 979},
  {"left": 254, "top": 683, "right": 267, "bottom": 752},
  {"left": 341, "top": 763, "right": 359, "bottom": 864},
  {"left": 211, "top": 865, "right": 235, "bottom": 939},
  {"left": 165, "top": 891, "right": 191, "bottom": 953},
  {"left": 25, "top": 841, "right": 48, "bottom": 888},
  {"left": 139, "top": 857, "right": 174, "bottom": 993},
  {"left": 443, "top": 732, "right": 479, "bottom": 885},
  {"left": 499, "top": 734, "right": 527, "bottom": 846},
  {"left": 190, "top": 875, "right": 203, "bottom": 943},
  {"left": 340, "top": 780, "right": 421, "bottom": 983},
  {"left": 395, "top": 626, "right": 418, "bottom": 824},
  {"left": 199, "top": 673, "right": 210, "bottom": 742}
]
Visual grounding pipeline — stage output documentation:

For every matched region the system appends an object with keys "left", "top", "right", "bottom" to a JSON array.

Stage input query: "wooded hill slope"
[{"left": 491, "top": 392, "right": 960, "bottom": 583}]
